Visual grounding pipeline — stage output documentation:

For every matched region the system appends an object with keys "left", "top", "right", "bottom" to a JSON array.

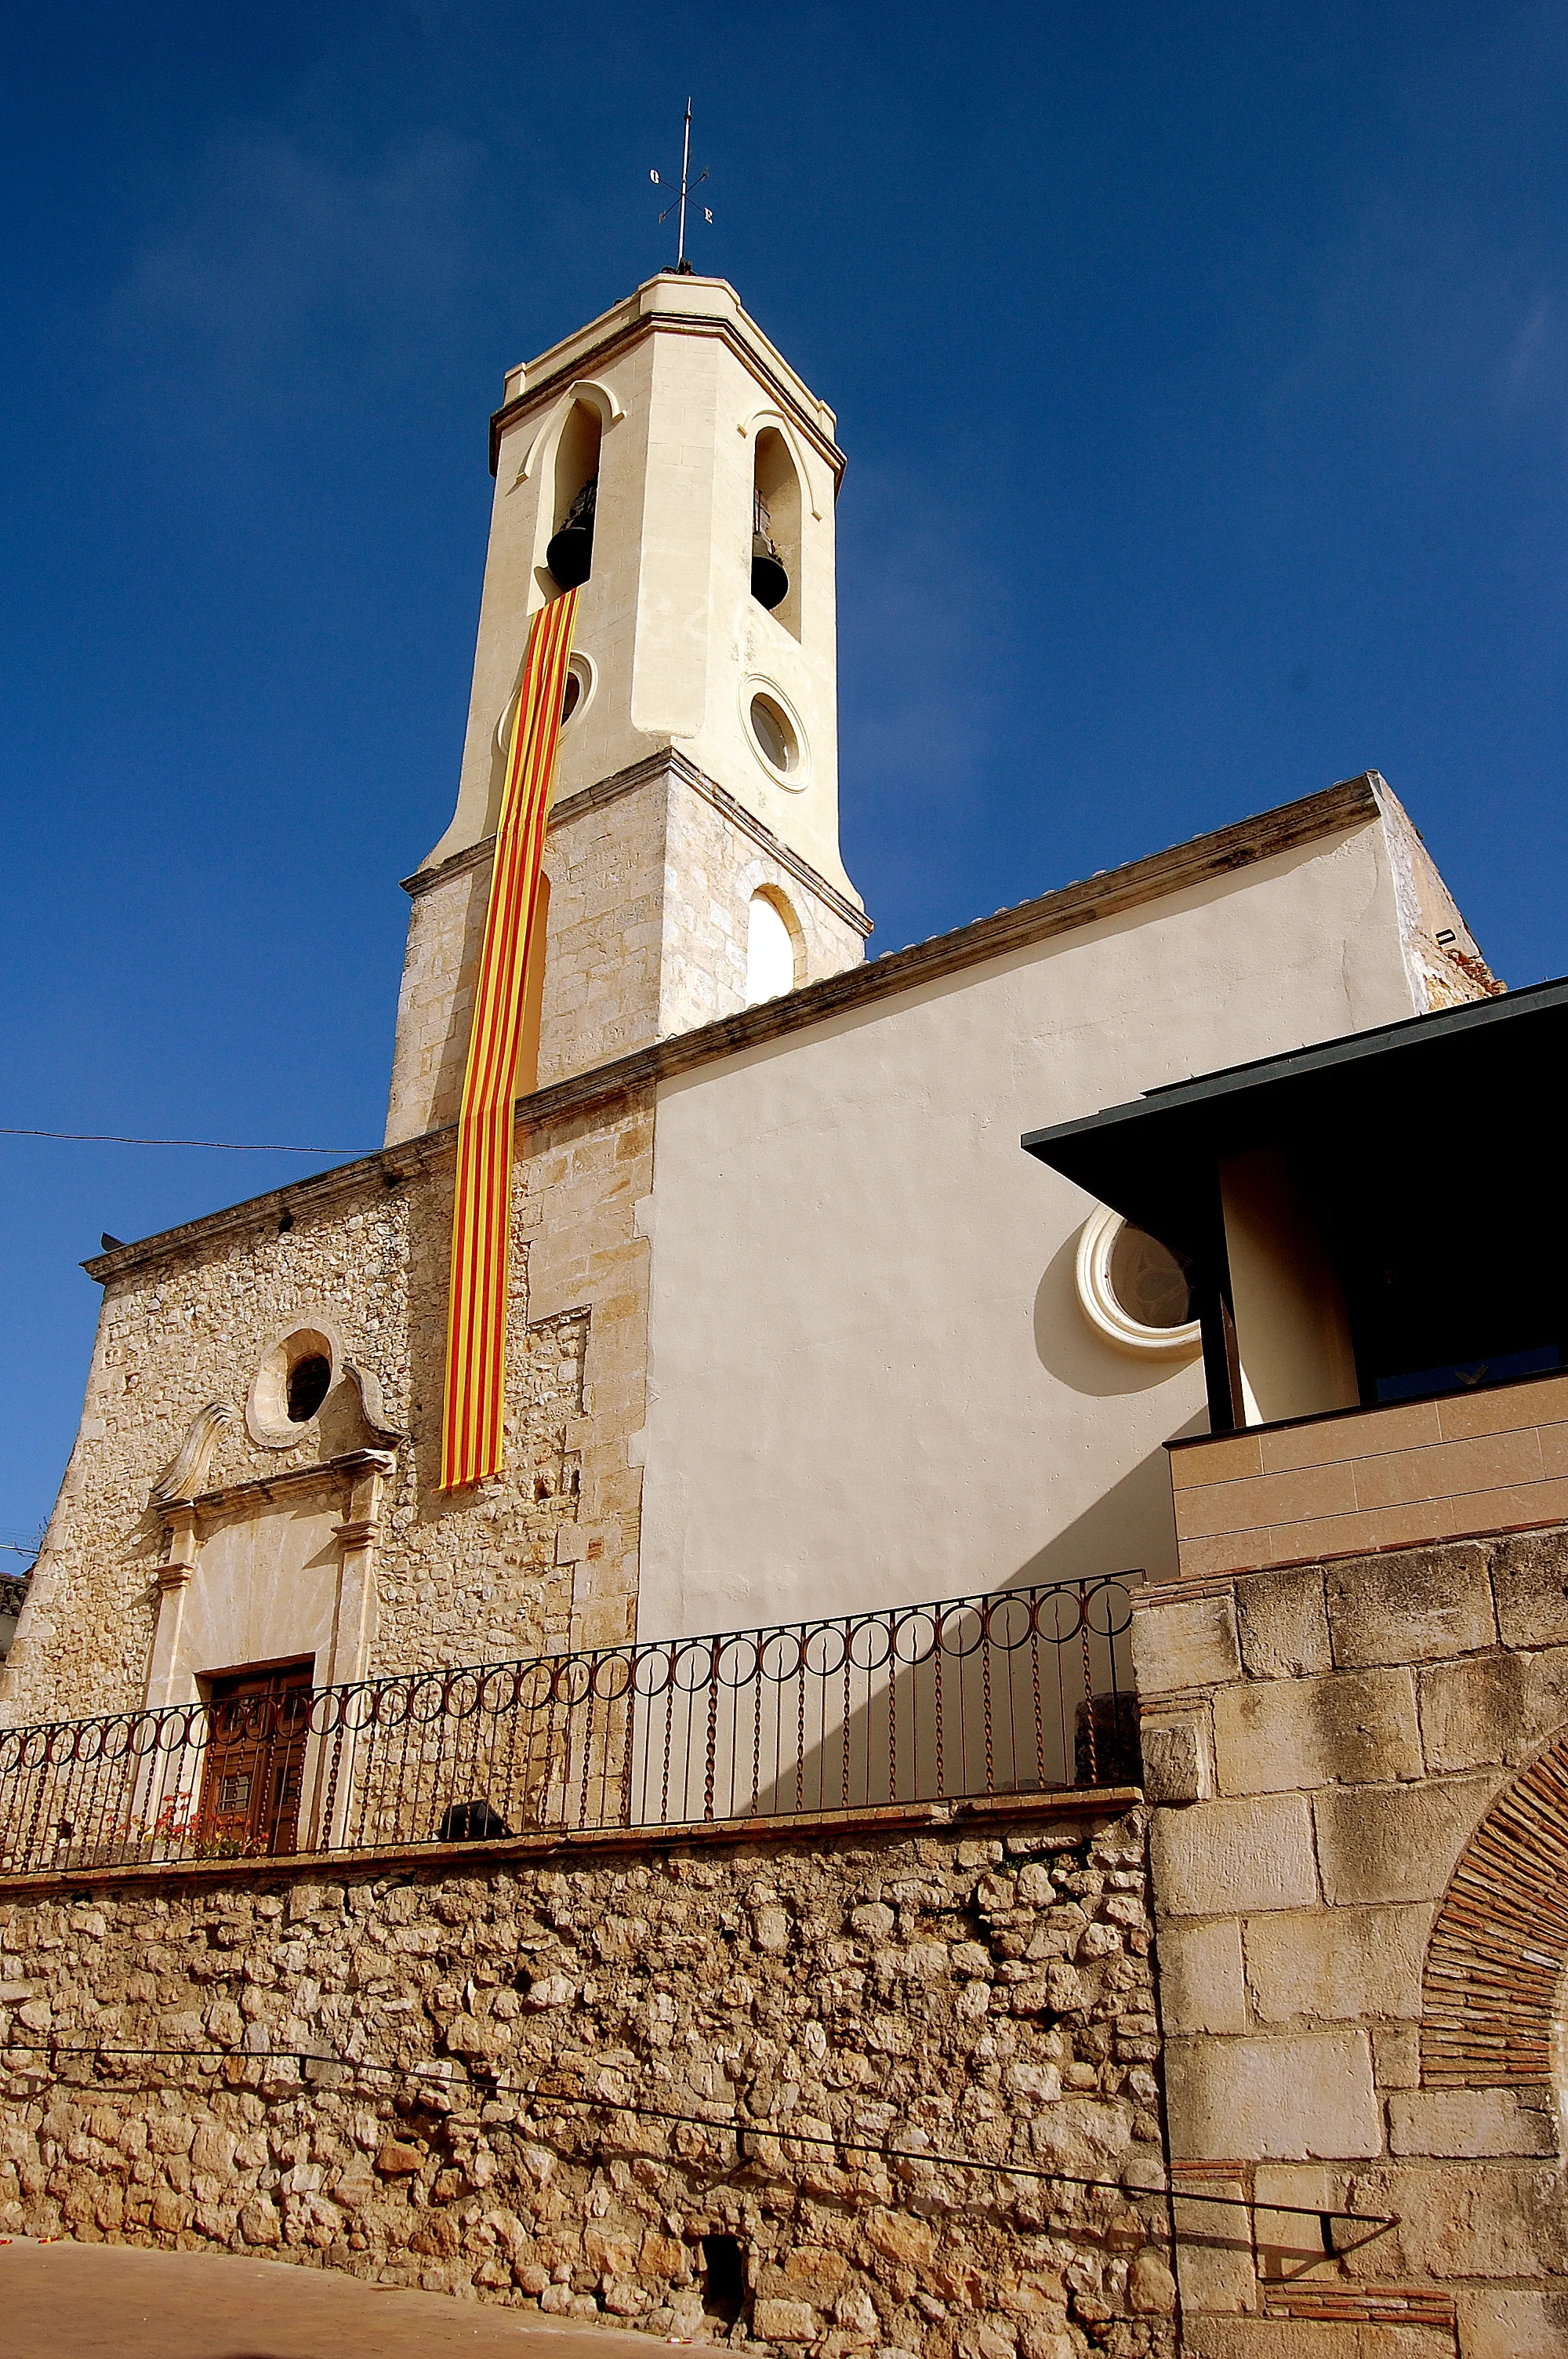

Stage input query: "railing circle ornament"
[
  {"left": 408, "top": 1677, "right": 448, "bottom": 1728},
  {"left": 590, "top": 1653, "right": 633, "bottom": 1703},
  {"left": 632, "top": 1647, "right": 674, "bottom": 1701},
  {"left": 717, "top": 1637, "right": 761, "bottom": 1690},
  {"left": 848, "top": 1618, "right": 893, "bottom": 1674},
  {"left": 671, "top": 1641, "right": 717, "bottom": 1696}
]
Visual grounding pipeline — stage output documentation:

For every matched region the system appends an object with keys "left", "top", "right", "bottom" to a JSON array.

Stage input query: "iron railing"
[{"left": 0, "top": 1578, "right": 1138, "bottom": 1877}]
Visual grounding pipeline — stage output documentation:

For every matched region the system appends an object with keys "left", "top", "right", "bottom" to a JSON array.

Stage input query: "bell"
[
  {"left": 751, "top": 532, "right": 789, "bottom": 612},
  {"left": 546, "top": 478, "right": 597, "bottom": 591}
]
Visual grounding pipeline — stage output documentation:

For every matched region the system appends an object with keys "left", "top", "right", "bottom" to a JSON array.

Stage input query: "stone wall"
[
  {"left": 1134, "top": 1524, "right": 1568, "bottom": 2358},
  {"left": 385, "top": 757, "right": 867, "bottom": 1151},
  {"left": 3, "top": 1082, "right": 654, "bottom": 1725},
  {"left": 0, "top": 1804, "right": 1174, "bottom": 2359}
]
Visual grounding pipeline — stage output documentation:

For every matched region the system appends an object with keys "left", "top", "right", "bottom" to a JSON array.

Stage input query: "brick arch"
[{"left": 1421, "top": 1727, "right": 1568, "bottom": 2087}]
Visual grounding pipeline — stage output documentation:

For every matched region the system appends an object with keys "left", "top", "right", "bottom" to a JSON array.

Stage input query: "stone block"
[
  {"left": 1131, "top": 1594, "right": 1242, "bottom": 1696},
  {"left": 1242, "top": 1903, "right": 1428, "bottom": 2025},
  {"left": 1236, "top": 1568, "right": 1330, "bottom": 1678},
  {"left": 1491, "top": 1525, "right": 1568, "bottom": 1648},
  {"left": 1164, "top": 2030, "right": 1380, "bottom": 2160},
  {"left": 1417, "top": 1652, "right": 1528, "bottom": 1772},
  {"left": 1387, "top": 2088, "right": 1558, "bottom": 2158},
  {"left": 1169, "top": 2177, "right": 1257, "bottom": 2317},
  {"left": 1152, "top": 1794, "right": 1319, "bottom": 1917},
  {"left": 753, "top": 2300, "right": 818, "bottom": 2343},
  {"left": 1314, "top": 1776, "right": 1494, "bottom": 1905},
  {"left": 1155, "top": 1918, "right": 1247, "bottom": 2034},
  {"left": 1455, "top": 2288, "right": 1568, "bottom": 2359},
  {"left": 1326, "top": 1543, "right": 1496, "bottom": 1667},
  {"left": 1376, "top": 2160, "right": 1568, "bottom": 2278},
  {"left": 1213, "top": 1666, "right": 1421, "bottom": 1795},
  {"left": 1140, "top": 1713, "right": 1214, "bottom": 1803}
]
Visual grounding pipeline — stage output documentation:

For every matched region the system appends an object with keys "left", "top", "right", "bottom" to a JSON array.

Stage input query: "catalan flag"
[{"left": 441, "top": 589, "right": 578, "bottom": 1488}]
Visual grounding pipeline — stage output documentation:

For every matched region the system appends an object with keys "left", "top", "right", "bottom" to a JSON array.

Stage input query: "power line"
[{"left": 1, "top": 1127, "right": 365, "bottom": 1155}]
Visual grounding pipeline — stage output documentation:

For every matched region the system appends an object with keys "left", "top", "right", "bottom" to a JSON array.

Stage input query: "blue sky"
[{"left": 4, "top": 1, "right": 1567, "bottom": 1553}]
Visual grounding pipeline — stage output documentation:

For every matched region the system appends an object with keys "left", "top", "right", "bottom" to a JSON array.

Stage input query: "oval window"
[
  {"left": 749, "top": 692, "right": 798, "bottom": 776},
  {"left": 286, "top": 1354, "right": 332, "bottom": 1423}
]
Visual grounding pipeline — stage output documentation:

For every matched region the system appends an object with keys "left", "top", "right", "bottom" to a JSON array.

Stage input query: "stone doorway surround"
[{"left": 148, "top": 1448, "right": 396, "bottom": 1712}]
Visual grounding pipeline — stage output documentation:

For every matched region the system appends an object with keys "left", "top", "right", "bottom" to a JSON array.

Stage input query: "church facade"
[{"left": 2, "top": 274, "right": 1562, "bottom": 2357}]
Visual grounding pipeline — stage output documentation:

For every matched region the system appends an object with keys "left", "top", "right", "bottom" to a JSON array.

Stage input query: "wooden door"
[{"left": 198, "top": 1659, "right": 313, "bottom": 1856}]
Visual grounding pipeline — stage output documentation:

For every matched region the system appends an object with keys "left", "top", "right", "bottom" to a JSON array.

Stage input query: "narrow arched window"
[
  {"left": 546, "top": 403, "right": 602, "bottom": 590},
  {"left": 751, "top": 430, "right": 801, "bottom": 638},
  {"left": 745, "top": 889, "right": 800, "bottom": 1005}
]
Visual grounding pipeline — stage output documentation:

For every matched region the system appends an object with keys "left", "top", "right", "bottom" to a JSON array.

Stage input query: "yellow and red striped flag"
[{"left": 441, "top": 589, "right": 578, "bottom": 1488}]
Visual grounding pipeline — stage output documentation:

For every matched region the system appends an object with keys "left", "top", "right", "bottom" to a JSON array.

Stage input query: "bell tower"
[{"left": 384, "top": 273, "right": 870, "bottom": 1147}]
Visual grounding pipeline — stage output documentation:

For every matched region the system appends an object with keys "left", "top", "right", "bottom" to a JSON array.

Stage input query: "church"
[{"left": 1, "top": 271, "right": 1563, "bottom": 2358}]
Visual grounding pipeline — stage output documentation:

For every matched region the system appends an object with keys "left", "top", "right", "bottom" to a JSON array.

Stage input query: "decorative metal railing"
[{"left": 0, "top": 1578, "right": 1138, "bottom": 1877}]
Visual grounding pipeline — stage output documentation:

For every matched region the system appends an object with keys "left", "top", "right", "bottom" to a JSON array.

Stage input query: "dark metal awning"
[{"left": 1022, "top": 973, "right": 1568, "bottom": 1257}]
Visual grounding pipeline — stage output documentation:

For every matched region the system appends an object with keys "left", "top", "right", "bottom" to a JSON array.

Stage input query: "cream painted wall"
[{"left": 637, "top": 817, "right": 1426, "bottom": 1641}]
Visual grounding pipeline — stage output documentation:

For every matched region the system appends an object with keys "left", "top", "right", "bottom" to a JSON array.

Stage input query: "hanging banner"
[{"left": 441, "top": 589, "right": 578, "bottom": 1488}]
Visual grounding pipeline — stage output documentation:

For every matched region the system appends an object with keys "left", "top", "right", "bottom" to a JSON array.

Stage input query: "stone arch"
[{"left": 1420, "top": 1725, "right": 1568, "bottom": 2087}]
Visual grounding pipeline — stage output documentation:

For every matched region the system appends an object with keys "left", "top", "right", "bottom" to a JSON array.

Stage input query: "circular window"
[
  {"left": 1075, "top": 1206, "right": 1202, "bottom": 1360},
  {"left": 748, "top": 692, "right": 800, "bottom": 779}
]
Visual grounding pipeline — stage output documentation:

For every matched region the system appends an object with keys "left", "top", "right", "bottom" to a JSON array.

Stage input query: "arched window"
[
  {"left": 751, "top": 430, "right": 801, "bottom": 638},
  {"left": 745, "top": 889, "right": 800, "bottom": 1005},
  {"left": 546, "top": 403, "right": 602, "bottom": 590}
]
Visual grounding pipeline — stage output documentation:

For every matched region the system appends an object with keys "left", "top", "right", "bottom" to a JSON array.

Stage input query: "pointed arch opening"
[{"left": 752, "top": 429, "right": 801, "bottom": 639}]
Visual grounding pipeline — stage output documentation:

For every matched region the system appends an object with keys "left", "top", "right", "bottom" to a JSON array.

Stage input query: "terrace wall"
[{"left": 0, "top": 1799, "right": 1174, "bottom": 2359}]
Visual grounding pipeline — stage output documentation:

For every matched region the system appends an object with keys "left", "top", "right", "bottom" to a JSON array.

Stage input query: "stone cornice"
[
  {"left": 488, "top": 304, "right": 846, "bottom": 484},
  {"left": 401, "top": 748, "right": 872, "bottom": 939},
  {"left": 0, "top": 1785, "right": 1143, "bottom": 1897},
  {"left": 85, "top": 776, "right": 1381, "bottom": 1285}
]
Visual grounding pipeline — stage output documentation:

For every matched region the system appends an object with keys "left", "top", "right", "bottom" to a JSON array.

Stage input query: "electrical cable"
[
  {"left": 4, "top": 2041, "right": 1397, "bottom": 2243},
  {"left": 1, "top": 1129, "right": 365, "bottom": 1155}
]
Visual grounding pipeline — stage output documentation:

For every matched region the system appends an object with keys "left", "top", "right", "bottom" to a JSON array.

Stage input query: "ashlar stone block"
[
  {"left": 1151, "top": 1793, "right": 1318, "bottom": 1917},
  {"left": 1236, "top": 1568, "right": 1331, "bottom": 1679},
  {"left": 1130, "top": 1594, "right": 1241, "bottom": 1697},
  {"left": 1212, "top": 1666, "right": 1421, "bottom": 1796},
  {"left": 1242, "top": 1903, "right": 1428, "bottom": 2026},
  {"left": 1314, "top": 1775, "right": 1497, "bottom": 1906},
  {"left": 1387, "top": 2088, "right": 1559, "bottom": 2160},
  {"left": 1165, "top": 2029, "right": 1381, "bottom": 2160},
  {"left": 1155, "top": 1917, "right": 1247, "bottom": 2035},
  {"left": 1326, "top": 1543, "right": 1496, "bottom": 1667},
  {"left": 1416, "top": 1652, "right": 1528, "bottom": 1772},
  {"left": 1491, "top": 1525, "right": 1568, "bottom": 1649}
]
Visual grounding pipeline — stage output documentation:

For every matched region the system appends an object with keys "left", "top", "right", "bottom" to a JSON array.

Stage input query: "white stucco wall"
[{"left": 637, "top": 816, "right": 1426, "bottom": 1641}]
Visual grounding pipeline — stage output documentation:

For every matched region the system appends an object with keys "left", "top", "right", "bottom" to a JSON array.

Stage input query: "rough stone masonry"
[{"left": 0, "top": 1806, "right": 1175, "bottom": 2359}]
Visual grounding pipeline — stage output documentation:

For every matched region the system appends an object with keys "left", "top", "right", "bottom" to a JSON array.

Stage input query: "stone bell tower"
[{"left": 384, "top": 272, "right": 871, "bottom": 1147}]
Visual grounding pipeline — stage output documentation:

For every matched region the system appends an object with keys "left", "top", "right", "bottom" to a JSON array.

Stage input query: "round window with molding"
[
  {"left": 745, "top": 687, "right": 806, "bottom": 785},
  {"left": 247, "top": 1320, "right": 344, "bottom": 1448},
  {"left": 1075, "top": 1205, "right": 1202, "bottom": 1360},
  {"left": 495, "top": 652, "right": 595, "bottom": 754}
]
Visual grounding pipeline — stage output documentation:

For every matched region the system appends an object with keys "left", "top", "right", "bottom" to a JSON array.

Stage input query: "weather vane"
[{"left": 649, "top": 98, "right": 712, "bottom": 274}]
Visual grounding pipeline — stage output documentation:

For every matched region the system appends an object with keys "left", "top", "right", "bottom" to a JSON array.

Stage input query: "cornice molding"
[
  {"left": 401, "top": 747, "right": 872, "bottom": 937},
  {"left": 489, "top": 310, "right": 847, "bottom": 485},
  {"left": 86, "top": 776, "right": 1381, "bottom": 1286}
]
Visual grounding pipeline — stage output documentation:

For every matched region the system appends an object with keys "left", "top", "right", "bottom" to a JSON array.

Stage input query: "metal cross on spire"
[{"left": 648, "top": 98, "right": 712, "bottom": 273}]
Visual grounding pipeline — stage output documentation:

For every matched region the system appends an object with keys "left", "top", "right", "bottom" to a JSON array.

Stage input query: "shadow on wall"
[
  {"left": 1009, "top": 1443, "right": 1201, "bottom": 1592},
  {"left": 1033, "top": 1228, "right": 1195, "bottom": 1399}
]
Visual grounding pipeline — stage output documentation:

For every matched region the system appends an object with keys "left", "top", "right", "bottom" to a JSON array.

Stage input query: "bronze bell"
[
  {"left": 546, "top": 478, "right": 597, "bottom": 591},
  {"left": 752, "top": 531, "right": 788, "bottom": 612}
]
